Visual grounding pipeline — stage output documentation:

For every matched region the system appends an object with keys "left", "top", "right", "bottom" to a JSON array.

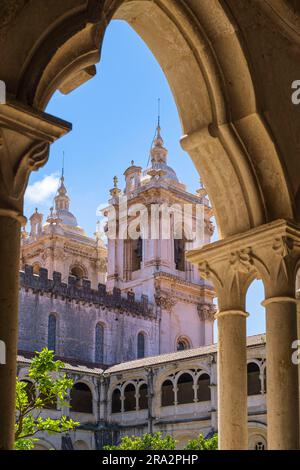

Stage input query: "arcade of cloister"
[{"left": 0, "top": 0, "right": 300, "bottom": 450}]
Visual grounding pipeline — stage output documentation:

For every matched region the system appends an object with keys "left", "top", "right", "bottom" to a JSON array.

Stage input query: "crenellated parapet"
[{"left": 20, "top": 265, "right": 154, "bottom": 317}]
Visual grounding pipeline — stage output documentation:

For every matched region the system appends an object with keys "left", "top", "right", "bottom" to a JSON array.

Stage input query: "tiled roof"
[
  {"left": 17, "top": 334, "right": 266, "bottom": 376},
  {"left": 17, "top": 351, "right": 104, "bottom": 375},
  {"left": 105, "top": 334, "right": 266, "bottom": 374}
]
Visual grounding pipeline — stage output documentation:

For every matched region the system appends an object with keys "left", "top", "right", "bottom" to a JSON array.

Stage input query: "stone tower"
[
  {"left": 21, "top": 172, "right": 107, "bottom": 288},
  {"left": 104, "top": 123, "right": 216, "bottom": 352}
]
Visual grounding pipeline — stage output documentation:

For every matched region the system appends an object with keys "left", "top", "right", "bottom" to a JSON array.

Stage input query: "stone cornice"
[
  {"left": 153, "top": 270, "right": 214, "bottom": 294},
  {"left": 187, "top": 219, "right": 300, "bottom": 305},
  {"left": 126, "top": 183, "right": 209, "bottom": 207},
  {"left": 0, "top": 100, "right": 71, "bottom": 141},
  {"left": 187, "top": 219, "right": 300, "bottom": 265}
]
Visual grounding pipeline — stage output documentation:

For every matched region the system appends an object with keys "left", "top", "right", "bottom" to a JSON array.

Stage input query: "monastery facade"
[{"left": 17, "top": 125, "right": 267, "bottom": 450}]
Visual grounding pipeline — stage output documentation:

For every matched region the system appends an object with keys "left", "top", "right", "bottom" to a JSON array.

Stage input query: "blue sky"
[{"left": 24, "top": 20, "right": 265, "bottom": 337}]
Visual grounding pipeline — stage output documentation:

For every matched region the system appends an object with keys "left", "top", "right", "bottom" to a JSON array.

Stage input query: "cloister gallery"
[{"left": 1, "top": 0, "right": 300, "bottom": 450}]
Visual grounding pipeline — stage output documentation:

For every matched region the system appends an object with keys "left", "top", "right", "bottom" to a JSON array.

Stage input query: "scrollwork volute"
[
  {"left": 0, "top": 130, "right": 49, "bottom": 201},
  {"left": 0, "top": 102, "right": 70, "bottom": 221},
  {"left": 154, "top": 288, "right": 176, "bottom": 312}
]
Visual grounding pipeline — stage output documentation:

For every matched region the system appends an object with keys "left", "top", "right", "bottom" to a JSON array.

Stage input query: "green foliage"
[
  {"left": 104, "top": 432, "right": 218, "bottom": 451},
  {"left": 104, "top": 432, "right": 177, "bottom": 450},
  {"left": 184, "top": 433, "right": 218, "bottom": 450},
  {"left": 14, "top": 348, "right": 79, "bottom": 450}
]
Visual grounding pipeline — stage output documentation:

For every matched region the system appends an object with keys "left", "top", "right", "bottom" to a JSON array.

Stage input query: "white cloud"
[{"left": 25, "top": 174, "right": 60, "bottom": 205}]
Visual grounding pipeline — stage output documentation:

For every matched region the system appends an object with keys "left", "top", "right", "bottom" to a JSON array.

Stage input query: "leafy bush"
[
  {"left": 15, "top": 348, "right": 79, "bottom": 450},
  {"left": 104, "top": 431, "right": 218, "bottom": 450},
  {"left": 184, "top": 433, "right": 218, "bottom": 450},
  {"left": 104, "top": 432, "right": 177, "bottom": 450}
]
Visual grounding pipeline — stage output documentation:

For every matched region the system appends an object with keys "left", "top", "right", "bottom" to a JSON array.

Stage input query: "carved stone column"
[
  {"left": 188, "top": 220, "right": 300, "bottom": 450},
  {"left": 0, "top": 101, "right": 70, "bottom": 449},
  {"left": 197, "top": 252, "right": 254, "bottom": 450},
  {"left": 261, "top": 235, "right": 300, "bottom": 449}
]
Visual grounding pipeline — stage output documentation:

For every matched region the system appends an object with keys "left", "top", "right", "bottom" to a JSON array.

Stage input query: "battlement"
[{"left": 20, "top": 265, "right": 154, "bottom": 317}]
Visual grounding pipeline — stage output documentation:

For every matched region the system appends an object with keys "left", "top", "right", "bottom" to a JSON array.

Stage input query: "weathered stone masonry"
[{"left": 18, "top": 265, "right": 159, "bottom": 365}]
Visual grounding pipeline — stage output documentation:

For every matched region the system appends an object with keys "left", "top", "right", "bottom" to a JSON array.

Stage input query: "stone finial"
[
  {"left": 21, "top": 226, "right": 28, "bottom": 239},
  {"left": 110, "top": 176, "right": 122, "bottom": 197},
  {"left": 54, "top": 173, "right": 70, "bottom": 211},
  {"left": 196, "top": 178, "right": 208, "bottom": 199},
  {"left": 150, "top": 122, "right": 168, "bottom": 164}
]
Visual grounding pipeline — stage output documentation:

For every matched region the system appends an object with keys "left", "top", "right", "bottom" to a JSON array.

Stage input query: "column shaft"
[
  {"left": 217, "top": 311, "right": 248, "bottom": 449},
  {"left": 0, "top": 216, "right": 21, "bottom": 450},
  {"left": 265, "top": 299, "right": 299, "bottom": 449}
]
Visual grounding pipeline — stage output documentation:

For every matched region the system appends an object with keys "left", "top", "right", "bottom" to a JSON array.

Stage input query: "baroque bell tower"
[{"left": 104, "top": 121, "right": 216, "bottom": 353}]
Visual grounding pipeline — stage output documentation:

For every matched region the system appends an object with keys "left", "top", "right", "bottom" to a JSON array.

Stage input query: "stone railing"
[{"left": 20, "top": 265, "right": 154, "bottom": 317}]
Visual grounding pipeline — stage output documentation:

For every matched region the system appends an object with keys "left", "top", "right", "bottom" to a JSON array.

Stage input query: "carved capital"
[
  {"left": 270, "top": 236, "right": 295, "bottom": 286},
  {"left": 229, "top": 247, "right": 255, "bottom": 274},
  {"left": 197, "top": 303, "right": 216, "bottom": 321},
  {"left": 272, "top": 236, "right": 294, "bottom": 258},
  {"left": 198, "top": 261, "right": 223, "bottom": 290},
  {"left": 155, "top": 289, "right": 176, "bottom": 312},
  {"left": 0, "top": 101, "right": 70, "bottom": 219}
]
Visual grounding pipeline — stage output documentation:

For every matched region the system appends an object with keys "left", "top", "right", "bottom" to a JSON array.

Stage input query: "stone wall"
[{"left": 18, "top": 266, "right": 159, "bottom": 365}]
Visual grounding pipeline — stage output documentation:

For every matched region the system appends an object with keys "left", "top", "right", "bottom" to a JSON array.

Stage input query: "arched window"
[
  {"left": 70, "top": 383, "right": 93, "bottom": 414},
  {"left": 124, "top": 383, "right": 136, "bottom": 412},
  {"left": 70, "top": 265, "right": 85, "bottom": 286},
  {"left": 95, "top": 323, "right": 104, "bottom": 363},
  {"left": 174, "top": 238, "right": 185, "bottom": 271},
  {"left": 176, "top": 337, "right": 190, "bottom": 351},
  {"left": 263, "top": 367, "right": 267, "bottom": 393},
  {"left": 197, "top": 373, "right": 211, "bottom": 402},
  {"left": 247, "top": 362, "right": 261, "bottom": 396},
  {"left": 47, "top": 314, "right": 56, "bottom": 352},
  {"left": 161, "top": 380, "right": 174, "bottom": 407},
  {"left": 132, "top": 237, "right": 142, "bottom": 272},
  {"left": 137, "top": 332, "right": 145, "bottom": 359},
  {"left": 138, "top": 383, "right": 148, "bottom": 410},
  {"left": 177, "top": 373, "right": 194, "bottom": 405},
  {"left": 111, "top": 389, "right": 122, "bottom": 414}
]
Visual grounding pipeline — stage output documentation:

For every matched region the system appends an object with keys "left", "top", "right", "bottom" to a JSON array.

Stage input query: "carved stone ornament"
[
  {"left": 197, "top": 303, "right": 217, "bottom": 321},
  {"left": 229, "top": 248, "right": 254, "bottom": 274},
  {"left": 198, "top": 261, "right": 223, "bottom": 289},
  {"left": 155, "top": 289, "right": 176, "bottom": 312},
  {"left": 272, "top": 236, "right": 294, "bottom": 258}
]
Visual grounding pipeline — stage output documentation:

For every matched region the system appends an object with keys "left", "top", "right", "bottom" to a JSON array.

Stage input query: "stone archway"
[
  {"left": 3, "top": 1, "right": 294, "bottom": 238},
  {"left": 0, "top": 0, "right": 300, "bottom": 450}
]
